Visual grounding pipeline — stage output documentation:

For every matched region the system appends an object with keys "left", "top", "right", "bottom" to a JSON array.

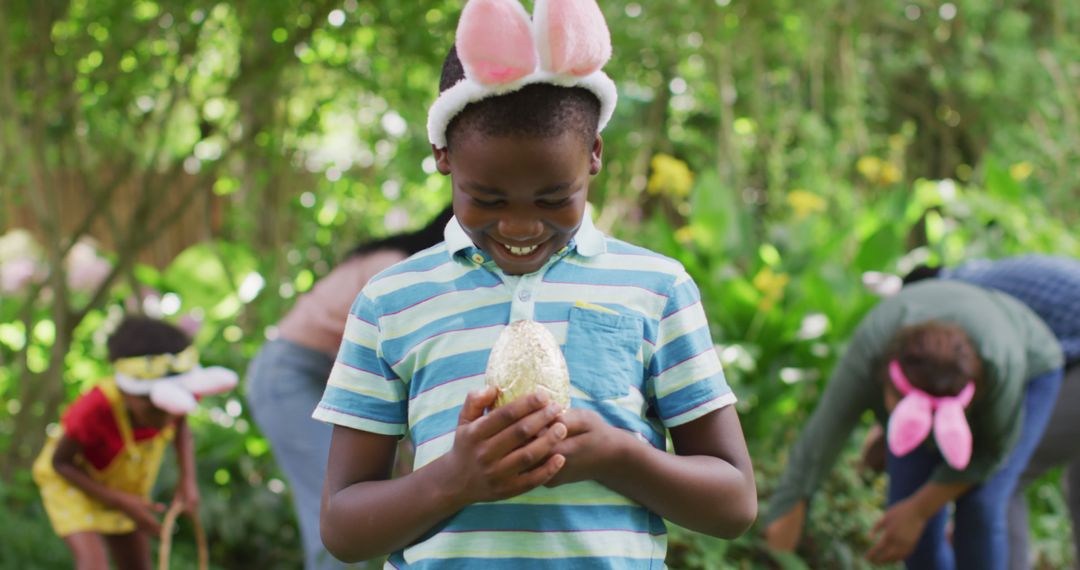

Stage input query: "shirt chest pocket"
[{"left": 564, "top": 306, "right": 644, "bottom": 400}]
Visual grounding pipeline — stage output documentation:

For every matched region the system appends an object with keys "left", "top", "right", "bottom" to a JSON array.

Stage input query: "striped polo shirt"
[{"left": 314, "top": 212, "right": 735, "bottom": 569}]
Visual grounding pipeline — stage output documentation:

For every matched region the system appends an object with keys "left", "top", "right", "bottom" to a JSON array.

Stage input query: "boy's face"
[
  {"left": 123, "top": 393, "right": 176, "bottom": 429},
  {"left": 435, "top": 130, "right": 602, "bottom": 275}
]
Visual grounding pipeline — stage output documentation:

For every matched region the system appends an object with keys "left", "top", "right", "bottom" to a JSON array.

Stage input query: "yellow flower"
[
  {"left": 752, "top": 267, "right": 790, "bottom": 311},
  {"left": 878, "top": 163, "right": 902, "bottom": 185},
  {"left": 674, "top": 226, "right": 695, "bottom": 245},
  {"left": 856, "top": 156, "right": 882, "bottom": 182},
  {"left": 647, "top": 154, "right": 694, "bottom": 198},
  {"left": 786, "top": 189, "right": 826, "bottom": 219},
  {"left": 856, "top": 155, "right": 903, "bottom": 186},
  {"left": 1009, "top": 161, "right": 1033, "bottom": 182}
]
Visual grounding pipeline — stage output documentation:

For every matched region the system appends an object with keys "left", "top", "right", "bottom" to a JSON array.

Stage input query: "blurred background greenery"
[{"left": 1, "top": 0, "right": 1078, "bottom": 568}]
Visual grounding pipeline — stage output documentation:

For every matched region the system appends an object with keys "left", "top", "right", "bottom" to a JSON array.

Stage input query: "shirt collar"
[
  {"left": 443, "top": 203, "right": 607, "bottom": 259},
  {"left": 572, "top": 205, "right": 607, "bottom": 257},
  {"left": 444, "top": 214, "right": 475, "bottom": 256}
]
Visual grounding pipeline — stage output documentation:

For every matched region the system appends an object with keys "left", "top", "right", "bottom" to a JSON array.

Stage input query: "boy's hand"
[
  {"left": 544, "top": 408, "right": 624, "bottom": 487},
  {"left": 444, "top": 386, "right": 567, "bottom": 504},
  {"left": 174, "top": 477, "right": 201, "bottom": 515},
  {"left": 113, "top": 492, "right": 165, "bottom": 535}
]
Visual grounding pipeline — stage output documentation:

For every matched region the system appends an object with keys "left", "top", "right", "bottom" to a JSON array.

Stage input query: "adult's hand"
[
  {"left": 866, "top": 498, "right": 928, "bottom": 564},
  {"left": 764, "top": 500, "right": 806, "bottom": 552}
]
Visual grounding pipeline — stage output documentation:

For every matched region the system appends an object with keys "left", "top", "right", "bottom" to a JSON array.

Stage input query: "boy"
[
  {"left": 33, "top": 316, "right": 237, "bottom": 569},
  {"left": 314, "top": 1, "right": 756, "bottom": 567}
]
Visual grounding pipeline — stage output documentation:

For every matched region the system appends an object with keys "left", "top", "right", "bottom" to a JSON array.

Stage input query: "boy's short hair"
[
  {"left": 107, "top": 316, "right": 191, "bottom": 361},
  {"left": 439, "top": 45, "right": 601, "bottom": 149}
]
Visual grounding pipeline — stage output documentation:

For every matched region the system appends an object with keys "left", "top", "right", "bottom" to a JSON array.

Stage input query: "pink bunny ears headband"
[
  {"left": 427, "top": 0, "right": 618, "bottom": 149},
  {"left": 887, "top": 360, "right": 976, "bottom": 470}
]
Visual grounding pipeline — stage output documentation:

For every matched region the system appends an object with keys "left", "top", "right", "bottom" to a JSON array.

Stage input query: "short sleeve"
[
  {"left": 313, "top": 290, "right": 409, "bottom": 436},
  {"left": 61, "top": 387, "right": 110, "bottom": 448},
  {"left": 647, "top": 271, "right": 734, "bottom": 427}
]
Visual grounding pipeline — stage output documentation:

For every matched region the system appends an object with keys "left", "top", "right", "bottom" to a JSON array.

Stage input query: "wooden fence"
[{"left": 2, "top": 171, "right": 223, "bottom": 269}]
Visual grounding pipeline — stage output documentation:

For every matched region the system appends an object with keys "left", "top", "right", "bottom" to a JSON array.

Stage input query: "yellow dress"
[{"left": 32, "top": 379, "right": 175, "bottom": 536}]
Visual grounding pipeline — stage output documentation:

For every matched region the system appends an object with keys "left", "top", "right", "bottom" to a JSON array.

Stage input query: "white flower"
[
  {"left": 178, "top": 313, "right": 203, "bottom": 336},
  {"left": 383, "top": 207, "right": 410, "bottom": 232},
  {"left": 796, "top": 313, "right": 829, "bottom": 340},
  {"left": 65, "top": 241, "right": 111, "bottom": 292},
  {"left": 0, "top": 257, "right": 41, "bottom": 293},
  {"left": 862, "top": 271, "right": 903, "bottom": 297},
  {"left": 0, "top": 229, "right": 40, "bottom": 264}
]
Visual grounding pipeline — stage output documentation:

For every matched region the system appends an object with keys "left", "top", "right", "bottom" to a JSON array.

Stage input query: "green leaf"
[
  {"left": 984, "top": 157, "right": 1022, "bottom": 201},
  {"left": 161, "top": 241, "right": 257, "bottom": 311},
  {"left": 853, "top": 225, "right": 902, "bottom": 272},
  {"left": 133, "top": 263, "right": 161, "bottom": 288}
]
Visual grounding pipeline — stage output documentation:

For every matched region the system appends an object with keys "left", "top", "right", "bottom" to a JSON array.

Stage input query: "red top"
[{"left": 61, "top": 386, "right": 164, "bottom": 470}]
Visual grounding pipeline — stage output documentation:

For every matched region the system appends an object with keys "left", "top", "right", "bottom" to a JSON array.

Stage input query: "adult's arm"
[{"left": 764, "top": 315, "right": 888, "bottom": 546}]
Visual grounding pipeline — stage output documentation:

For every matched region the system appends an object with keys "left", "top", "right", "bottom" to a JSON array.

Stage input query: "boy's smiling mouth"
[
  {"left": 502, "top": 242, "right": 540, "bottom": 256},
  {"left": 488, "top": 237, "right": 553, "bottom": 273}
]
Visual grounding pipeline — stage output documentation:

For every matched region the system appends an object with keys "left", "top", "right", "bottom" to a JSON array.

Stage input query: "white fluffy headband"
[
  {"left": 427, "top": 0, "right": 618, "bottom": 149},
  {"left": 115, "top": 365, "right": 238, "bottom": 416}
]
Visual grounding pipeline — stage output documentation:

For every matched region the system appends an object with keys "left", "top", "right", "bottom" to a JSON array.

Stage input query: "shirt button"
[
  {"left": 471, "top": 253, "right": 485, "bottom": 264},
  {"left": 518, "top": 290, "right": 531, "bottom": 302}
]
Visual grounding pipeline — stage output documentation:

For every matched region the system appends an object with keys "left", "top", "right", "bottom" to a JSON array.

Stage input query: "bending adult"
[
  {"left": 246, "top": 206, "right": 452, "bottom": 570},
  {"left": 765, "top": 280, "right": 1063, "bottom": 570},
  {"left": 904, "top": 254, "right": 1080, "bottom": 570}
]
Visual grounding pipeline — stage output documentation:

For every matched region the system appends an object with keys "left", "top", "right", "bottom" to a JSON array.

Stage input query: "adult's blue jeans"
[
  {"left": 246, "top": 339, "right": 350, "bottom": 570},
  {"left": 1008, "top": 363, "right": 1080, "bottom": 570},
  {"left": 886, "top": 368, "right": 1064, "bottom": 570}
]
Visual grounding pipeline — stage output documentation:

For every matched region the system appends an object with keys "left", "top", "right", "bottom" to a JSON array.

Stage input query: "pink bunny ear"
[
  {"left": 534, "top": 0, "right": 612, "bottom": 76},
  {"left": 953, "top": 380, "right": 976, "bottom": 407},
  {"left": 932, "top": 381, "right": 975, "bottom": 469},
  {"left": 888, "top": 392, "right": 934, "bottom": 457},
  {"left": 457, "top": 0, "right": 538, "bottom": 85},
  {"left": 889, "top": 360, "right": 915, "bottom": 395},
  {"left": 150, "top": 381, "right": 198, "bottom": 415},
  {"left": 934, "top": 401, "right": 973, "bottom": 469}
]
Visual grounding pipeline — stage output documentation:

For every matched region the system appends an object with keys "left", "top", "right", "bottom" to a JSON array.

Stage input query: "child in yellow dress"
[{"left": 33, "top": 316, "right": 237, "bottom": 569}]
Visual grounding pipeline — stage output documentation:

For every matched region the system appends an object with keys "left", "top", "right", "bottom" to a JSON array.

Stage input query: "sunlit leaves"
[
  {"left": 0, "top": 323, "right": 27, "bottom": 352},
  {"left": 133, "top": 1, "right": 160, "bottom": 22},
  {"left": 161, "top": 241, "right": 257, "bottom": 316},
  {"left": 2, "top": 0, "right": 1079, "bottom": 567}
]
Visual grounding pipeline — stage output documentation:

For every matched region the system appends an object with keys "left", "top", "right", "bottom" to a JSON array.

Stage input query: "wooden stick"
[{"left": 158, "top": 501, "right": 209, "bottom": 570}]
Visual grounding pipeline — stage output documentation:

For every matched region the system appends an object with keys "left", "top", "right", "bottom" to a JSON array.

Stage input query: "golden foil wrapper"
[{"left": 485, "top": 320, "right": 571, "bottom": 409}]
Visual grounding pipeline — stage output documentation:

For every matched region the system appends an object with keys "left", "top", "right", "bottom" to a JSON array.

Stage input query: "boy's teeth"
[{"left": 506, "top": 244, "right": 538, "bottom": 256}]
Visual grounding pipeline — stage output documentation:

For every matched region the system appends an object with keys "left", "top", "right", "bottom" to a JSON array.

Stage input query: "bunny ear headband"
[
  {"left": 887, "top": 359, "right": 976, "bottom": 470},
  {"left": 427, "top": 0, "right": 618, "bottom": 149},
  {"left": 113, "top": 346, "right": 238, "bottom": 416}
]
